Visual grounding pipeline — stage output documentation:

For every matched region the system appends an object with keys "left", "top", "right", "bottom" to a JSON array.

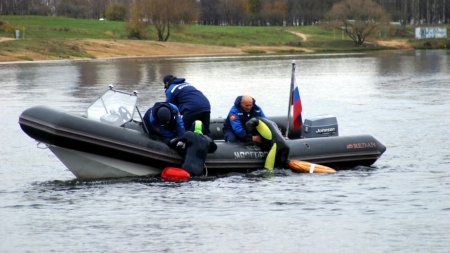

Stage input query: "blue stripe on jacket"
[
  {"left": 165, "top": 78, "right": 210, "bottom": 115},
  {"left": 143, "top": 102, "right": 185, "bottom": 139}
]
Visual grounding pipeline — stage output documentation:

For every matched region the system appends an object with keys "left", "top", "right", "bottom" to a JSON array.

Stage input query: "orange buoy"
[
  {"left": 287, "top": 160, "right": 336, "bottom": 173},
  {"left": 161, "top": 167, "right": 191, "bottom": 181}
]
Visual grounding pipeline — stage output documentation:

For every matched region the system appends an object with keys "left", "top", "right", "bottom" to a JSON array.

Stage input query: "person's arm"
[
  {"left": 228, "top": 109, "right": 249, "bottom": 140},
  {"left": 245, "top": 117, "right": 263, "bottom": 143},
  {"left": 170, "top": 103, "right": 185, "bottom": 137},
  {"left": 168, "top": 135, "right": 187, "bottom": 154},
  {"left": 165, "top": 86, "right": 174, "bottom": 103},
  {"left": 259, "top": 108, "right": 266, "bottom": 118},
  {"left": 204, "top": 135, "right": 217, "bottom": 153},
  {"left": 175, "top": 115, "right": 185, "bottom": 137},
  {"left": 256, "top": 105, "right": 266, "bottom": 118}
]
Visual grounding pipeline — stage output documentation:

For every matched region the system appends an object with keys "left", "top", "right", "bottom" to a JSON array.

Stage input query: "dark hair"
[{"left": 163, "top": 75, "right": 176, "bottom": 85}]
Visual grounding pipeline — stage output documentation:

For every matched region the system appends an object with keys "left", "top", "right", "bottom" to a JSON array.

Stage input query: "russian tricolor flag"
[{"left": 292, "top": 68, "right": 302, "bottom": 129}]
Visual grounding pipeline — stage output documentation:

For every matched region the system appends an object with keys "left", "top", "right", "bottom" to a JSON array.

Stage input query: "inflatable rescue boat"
[{"left": 19, "top": 86, "right": 386, "bottom": 180}]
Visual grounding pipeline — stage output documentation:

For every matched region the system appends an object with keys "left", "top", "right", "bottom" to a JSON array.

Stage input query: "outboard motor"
[{"left": 302, "top": 115, "right": 338, "bottom": 138}]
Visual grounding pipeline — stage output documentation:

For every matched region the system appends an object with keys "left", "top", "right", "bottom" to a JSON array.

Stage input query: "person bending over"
[
  {"left": 143, "top": 102, "right": 185, "bottom": 143},
  {"left": 245, "top": 117, "right": 290, "bottom": 170},
  {"left": 169, "top": 120, "right": 217, "bottom": 176},
  {"left": 163, "top": 74, "right": 211, "bottom": 135}
]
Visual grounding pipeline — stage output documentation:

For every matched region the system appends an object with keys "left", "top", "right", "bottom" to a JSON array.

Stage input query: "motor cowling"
[{"left": 302, "top": 115, "right": 338, "bottom": 138}]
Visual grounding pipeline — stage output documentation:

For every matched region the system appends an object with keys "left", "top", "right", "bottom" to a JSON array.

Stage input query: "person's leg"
[
  {"left": 255, "top": 118, "right": 290, "bottom": 168},
  {"left": 182, "top": 112, "right": 196, "bottom": 131},
  {"left": 275, "top": 146, "right": 290, "bottom": 168},
  {"left": 264, "top": 143, "right": 277, "bottom": 170},
  {"left": 181, "top": 132, "right": 209, "bottom": 176},
  {"left": 200, "top": 111, "right": 211, "bottom": 136},
  {"left": 183, "top": 111, "right": 211, "bottom": 135},
  {"left": 223, "top": 129, "right": 238, "bottom": 142}
]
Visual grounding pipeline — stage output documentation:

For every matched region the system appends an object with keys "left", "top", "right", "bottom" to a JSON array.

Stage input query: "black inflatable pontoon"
[{"left": 19, "top": 88, "right": 386, "bottom": 180}]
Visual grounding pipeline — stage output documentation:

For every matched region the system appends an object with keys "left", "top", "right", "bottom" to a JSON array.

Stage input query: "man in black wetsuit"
[
  {"left": 245, "top": 117, "right": 290, "bottom": 170},
  {"left": 170, "top": 120, "right": 217, "bottom": 176}
]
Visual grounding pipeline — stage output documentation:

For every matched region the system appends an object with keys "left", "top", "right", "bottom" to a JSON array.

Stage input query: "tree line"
[{"left": 1, "top": 0, "right": 448, "bottom": 25}]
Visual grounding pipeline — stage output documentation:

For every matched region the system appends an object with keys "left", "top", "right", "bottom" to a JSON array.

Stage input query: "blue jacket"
[
  {"left": 165, "top": 78, "right": 211, "bottom": 115},
  {"left": 223, "top": 96, "right": 266, "bottom": 141},
  {"left": 143, "top": 102, "right": 185, "bottom": 139}
]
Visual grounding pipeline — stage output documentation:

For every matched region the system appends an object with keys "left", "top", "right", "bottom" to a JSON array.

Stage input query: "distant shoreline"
[
  {"left": 1, "top": 16, "right": 446, "bottom": 63},
  {"left": 0, "top": 38, "right": 414, "bottom": 63},
  {"left": 0, "top": 39, "right": 242, "bottom": 62}
]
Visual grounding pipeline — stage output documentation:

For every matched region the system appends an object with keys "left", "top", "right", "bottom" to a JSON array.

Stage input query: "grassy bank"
[
  {"left": 0, "top": 16, "right": 125, "bottom": 60},
  {"left": 0, "top": 15, "right": 448, "bottom": 61},
  {"left": 0, "top": 15, "right": 125, "bottom": 39}
]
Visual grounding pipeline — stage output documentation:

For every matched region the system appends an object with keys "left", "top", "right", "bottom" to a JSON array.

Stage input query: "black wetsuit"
[
  {"left": 170, "top": 131, "right": 217, "bottom": 176},
  {"left": 245, "top": 117, "right": 290, "bottom": 169}
]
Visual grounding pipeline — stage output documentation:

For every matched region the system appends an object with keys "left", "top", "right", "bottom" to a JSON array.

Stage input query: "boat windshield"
[{"left": 86, "top": 88, "right": 138, "bottom": 126}]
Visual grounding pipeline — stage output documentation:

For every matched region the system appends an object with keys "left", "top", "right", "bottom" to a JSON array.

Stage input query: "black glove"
[
  {"left": 168, "top": 138, "right": 179, "bottom": 148},
  {"left": 245, "top": 117, "right": 259, "bottom": 133},
  {"left": 243, "top": 133, "right": 253, "bottom": 142},
  {"left": 176, "top": 141, "right": 186, "bottom": 151},
  {"left": 204, "top": 135, "right": 217, "bottom": 153}
]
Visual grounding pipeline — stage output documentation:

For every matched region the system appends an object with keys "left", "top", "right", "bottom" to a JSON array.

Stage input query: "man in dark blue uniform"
[
  {"left": 143, "top": 102, "right": 185, "bottom": 143},
  {"left": 163, "top": 75, "right": 211, "bottom": 136},
  {"left": 223, "top": 95, "right": 266, "bottom": 143}
]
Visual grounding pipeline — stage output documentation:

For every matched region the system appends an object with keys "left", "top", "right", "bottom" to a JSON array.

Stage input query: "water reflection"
[
  {"left": 2, "top": 50, "right": 449, "bottom": 119},
  {"left": 374, "top": 50, "right": 449, "bottom": 78}
]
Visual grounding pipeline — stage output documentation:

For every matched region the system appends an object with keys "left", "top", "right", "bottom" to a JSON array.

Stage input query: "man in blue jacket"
[
  {"left": 163, "top": 74, "right": 211, "bottom": 135},
  {"left": 223, "top": 95, "right": 266, "bottom": 143},
  {"left": 143, "top": 102, "right": 185, "bottom": 143}
]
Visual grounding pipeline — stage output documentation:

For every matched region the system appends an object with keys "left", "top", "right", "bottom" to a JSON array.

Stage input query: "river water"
[{"left": 1, "top": 50, "right": 449, "bottom": 252}]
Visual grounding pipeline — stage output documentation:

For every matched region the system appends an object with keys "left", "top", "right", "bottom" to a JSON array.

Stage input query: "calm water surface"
[{"left": 1, "top": 50, "right": 450, "bottom": 252}]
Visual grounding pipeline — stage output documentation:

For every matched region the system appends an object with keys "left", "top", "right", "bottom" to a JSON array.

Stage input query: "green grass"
[
  {"left": 0, "top": 38, "right": 94, "bottom": 59},
  {"left": 169, "top": 25, "right": 300, "bottom": 46},
  {"left": 0, "top": 15, "right": 125, "bottom": 59},
  {"left": 0, "top": 15, "right": 336, "bottom": 47},
  {"left": 291, "top": 25, "right": 337, "bottom": 41},
  {"left": 0, "top": 15, "right": 126, "bottom": 39},
  {"left": 0, "top": 15, "right": 448, "bottom": 60}
]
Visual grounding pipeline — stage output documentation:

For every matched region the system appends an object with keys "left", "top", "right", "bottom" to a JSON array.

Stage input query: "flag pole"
[{"left": 285, "top": 61, "right": 295, "bottom": 138}]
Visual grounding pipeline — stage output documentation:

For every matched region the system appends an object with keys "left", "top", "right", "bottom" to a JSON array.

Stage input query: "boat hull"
[
  {"left": 19, "top": 106, "right": 386, "bottom": 180},
  {"left": 48, "top": 145, "right": 160, "bottom": 179}
]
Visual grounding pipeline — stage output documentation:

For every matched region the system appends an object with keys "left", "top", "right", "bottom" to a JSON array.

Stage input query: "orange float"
[
  {"left": 161, "top": 167, "right": 191, "bottom": 181},
  {"left": 288, "top": 160, "right": 336, "bottom": 173}
]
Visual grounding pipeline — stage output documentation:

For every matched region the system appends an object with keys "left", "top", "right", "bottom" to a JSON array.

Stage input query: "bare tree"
[
  {"left": 91, "top": 0, "right": 109, "bottom": 19},
  {"left": 220, "top": 0, "right": 248, "bottom": 25},
  {"left": 260, "top": 0, "right": 287, "bottom": 25},
  {"left": 247, "top": 0, "right": 263, "bottom": 25},
  {"left": 55, "top": 0, "right": 93, "bottom": 18},
  {"left": 2, "top": 0, "right": 449, "bottom": 25},
  {"left": 327, "top": 0, "right": 389, "bottom": 46},
  {"left": 127, "top": 0, "right": 146, "bottom": 38},
  {"left": 443, "top": 0, "right": 446, "bottom": 23},
  {"left": 199, "top": 0, "right": 221, "bottom": 25},
  {"left": 128, "top": 0, "right": 198, "bottom": 41},
  {"left": 105, "top": 3, "right": 127, "bottom": 21}
]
